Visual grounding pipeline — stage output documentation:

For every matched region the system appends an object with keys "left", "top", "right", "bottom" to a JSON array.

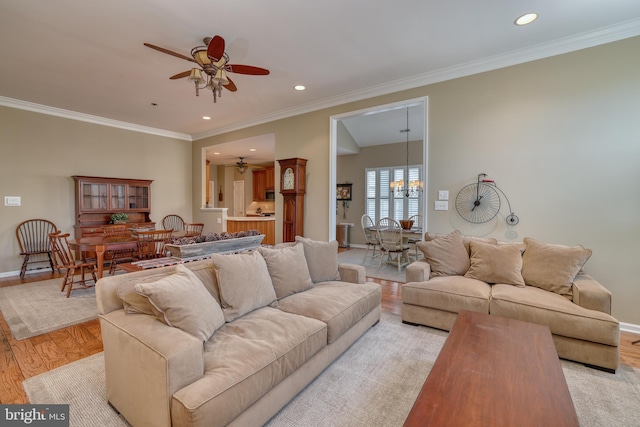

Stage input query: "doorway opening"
[{"left": 329, "top": 97, "right": 429, "bottom": 241}]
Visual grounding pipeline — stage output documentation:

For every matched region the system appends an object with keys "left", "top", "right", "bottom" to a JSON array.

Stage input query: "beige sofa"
[
  {"left": 96, "top": 237, "right": 381, "bottom": 427},
  {"left": 402, "top": 231, "right": 619, "bottom": 372}
]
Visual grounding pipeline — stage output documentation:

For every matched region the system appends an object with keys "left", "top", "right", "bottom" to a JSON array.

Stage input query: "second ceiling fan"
[{"left": 144, "top": 35, "right": 270, "bottom": 102}]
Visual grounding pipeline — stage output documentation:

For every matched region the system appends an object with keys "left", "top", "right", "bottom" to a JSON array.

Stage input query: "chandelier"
[{"left": 390, "top": 107, "right": 424, "bottom": 197}]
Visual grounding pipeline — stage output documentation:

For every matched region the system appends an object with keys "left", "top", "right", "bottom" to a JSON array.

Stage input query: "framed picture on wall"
[{"left": 336, "top": 183, "right": 352, "bottom": 201}]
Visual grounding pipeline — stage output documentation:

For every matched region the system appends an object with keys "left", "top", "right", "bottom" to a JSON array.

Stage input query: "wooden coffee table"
[{"left": 403, "top": 310, "right": 579, "bottom": 427}]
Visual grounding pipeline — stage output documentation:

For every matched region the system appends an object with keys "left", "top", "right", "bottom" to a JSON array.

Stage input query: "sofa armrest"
[
  {"left": 338, "top": 263, "right": 366, "bottom": 284},
  {"left": 406, "top": 260, "right": 431, "bottom": 283},
  {"left": 100, "top": 310, "right": 204, "bottom": 427},
  {"left": 572, "top": 274, "right": 612, "bottom": 314}
]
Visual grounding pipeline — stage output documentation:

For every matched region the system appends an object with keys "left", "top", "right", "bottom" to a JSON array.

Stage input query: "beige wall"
[
  {"left": 193, "top": 36, "right": 640, "bottom": 325},
  {"left": 0, "top": 107, "right": 192, "bottom": 273}
]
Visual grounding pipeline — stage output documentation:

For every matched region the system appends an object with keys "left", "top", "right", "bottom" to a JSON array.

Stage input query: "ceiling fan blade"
[
  {"left": 207, "top": 35, "right": 225, "bottom": 61},
  {"left": 226, "top": 64, "right": 270, "bottom": 75},
  {"left": 224, "top": 77, "right": 238, "bottom": 92},
  {"left": 169, "top": 70, "right": 191, "bottom": 80},
  {"left": 144, "top": 43, "right": 196, "bottom": 63}
]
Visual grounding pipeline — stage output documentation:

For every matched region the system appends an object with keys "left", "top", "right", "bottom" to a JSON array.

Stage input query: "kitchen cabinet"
[
  {"left": 265, "top": 165, "right": 275, "bottom": 190},
  {"left": 226, "top": 218, "right": 275, "bottom": 245},
  {"left": 252, "top": 169, "right": 266, "bottom": 201},
  {"left": 252, "top": 166, "right": 275, "bottom": 201}
]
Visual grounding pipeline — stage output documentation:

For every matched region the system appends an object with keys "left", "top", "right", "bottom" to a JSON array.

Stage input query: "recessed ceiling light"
[
  {"left": 294, "top": 85, "right": 306, "bottom": 91},
  {"left": 250, "top": 148, "right": 256, "bottom": 152},
  {"left": 515, "top": 13, "right": 538, "bottom": 26},
  {"left": 202, "top": 116, "right": 211, "bottom": 120},
  {"left": 213, "top": 152, "right": 220, "bottom": 155}
]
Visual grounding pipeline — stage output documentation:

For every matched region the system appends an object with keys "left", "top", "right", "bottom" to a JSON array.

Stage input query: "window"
[{"left": 365, "top": 165, "right": 423, "bottom": 224}]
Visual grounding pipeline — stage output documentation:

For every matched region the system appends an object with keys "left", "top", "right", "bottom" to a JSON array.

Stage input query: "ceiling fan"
[
  {"left": 144, "top": 35, "right": 270, "bottom": 103},
  {"left": 225, "top": 157, "right": 261, "bottom": 174}
]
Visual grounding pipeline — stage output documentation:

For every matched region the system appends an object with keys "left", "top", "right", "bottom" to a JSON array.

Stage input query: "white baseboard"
[
  {"left": 620, "top": 322, "right": 640, "bottom": 335},
  {"left": 0, "top": 269, "right": 49, "bottom": 278}
]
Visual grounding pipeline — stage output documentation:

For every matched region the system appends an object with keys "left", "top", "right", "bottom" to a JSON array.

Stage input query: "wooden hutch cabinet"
[{"left": 72, "top": 176, "right": 154, "bottom": 238}]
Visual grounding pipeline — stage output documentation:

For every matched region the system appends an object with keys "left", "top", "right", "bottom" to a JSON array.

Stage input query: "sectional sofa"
[
  {"left": 95, "top": 237, "right": 381, "bottom": 427},
  {"left": 401, "top": 231, "right": 619, "bottom": 372}
]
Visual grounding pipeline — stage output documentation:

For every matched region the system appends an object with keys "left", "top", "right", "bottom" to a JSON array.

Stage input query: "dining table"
[{"left": 68, "top": 230, "right": 196, "bottom": 278}]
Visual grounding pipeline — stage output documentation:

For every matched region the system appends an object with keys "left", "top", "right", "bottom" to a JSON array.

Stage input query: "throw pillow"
[
  {"left": 258, "top": 243, "right": 314, "bottom": 299},
  {"left": 295, "top": 236, "right": 341, "bottom": 283},
  {"left": 134, "top": 264, "right": 225, "bottom": 342},
  {"left": 417, "top": 230, "right": 470, "bottom": 278},
  {"left": 465, "top": 240, "right": 525, "bottom": 287},
  {"left": 210, "top": 251, "right": 277, "bottom": 322},
  {"left": 521, "top": 237, "right": 592, "bottom": 299},
  {"left": 425, "top": 232, "right": 497, "bottom": 256}
]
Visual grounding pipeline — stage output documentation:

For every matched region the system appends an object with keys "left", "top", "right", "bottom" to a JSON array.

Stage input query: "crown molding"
[
  {"left": 0, "top": 96, "right": 192, "bottom": 141},
  {"left": 3, "top": 17, "right": 640, "bottom": 142},
  {"left": 193, "top": 17, "right": 640, "bottom": 141}
]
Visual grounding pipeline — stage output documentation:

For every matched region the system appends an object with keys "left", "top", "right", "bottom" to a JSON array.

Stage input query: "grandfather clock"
[{"left": 278, "top": 157, "right": 307, "bottom": 242}]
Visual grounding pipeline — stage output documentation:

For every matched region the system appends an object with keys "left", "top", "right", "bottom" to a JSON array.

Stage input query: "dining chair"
[
  {"left": 48, "top": 231, "right": 97, "bottom": 297},
  {"left": 360, "top": 214, "right": 380, "bottom": 263},
  {"left": 102, "top": 224, "right": 135, "bottom": 275},
  {"left": 184, "top": 223, "right": 204, "bottom": 236},
  {"left": 162, "top": 214, "right": 185, "bottom": 232},
  {"left": 407, "top": 214, "right": 423, "bottom": 260},
  {"left": 16, "top": 219, "right": 58, "bottom": 278},
  {"left": 135, "top": 229, "right": 174, "bottom": 260},
  {"left": 376, "top": 217, "right": 411, "bottom": 273}
]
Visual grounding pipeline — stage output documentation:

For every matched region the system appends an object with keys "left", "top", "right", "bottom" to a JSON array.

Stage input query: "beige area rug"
[
  {"left": 338, "top": 247, "right": 409, "bottom": 283},
  {"left": 23, "top": 313, "right": 640, "bottom": 427},
  {"left": 0, "top": 277, "right": 98, "bottom": 340}
]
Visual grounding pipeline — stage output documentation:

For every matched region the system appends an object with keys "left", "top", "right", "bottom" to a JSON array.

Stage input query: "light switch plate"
[
  {"left": 4, "top": 196, "right": 21, "bottom": 206},
  {"left": 434, "top": 201, "right": 448, "bottom": 211},
  {"left": 438, "top": 190, "right": 449, "bottom": 201}
]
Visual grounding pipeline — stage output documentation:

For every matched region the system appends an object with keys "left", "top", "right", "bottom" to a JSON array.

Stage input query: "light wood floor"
[{"left": 1, "top": 266, "right": 639, "bottom": 404}]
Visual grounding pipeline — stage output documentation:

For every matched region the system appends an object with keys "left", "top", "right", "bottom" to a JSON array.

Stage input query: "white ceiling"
[{"left": 2, "top": 0, "right": 640, "bottom": 159}]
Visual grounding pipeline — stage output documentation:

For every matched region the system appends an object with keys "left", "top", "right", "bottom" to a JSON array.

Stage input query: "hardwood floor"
[{"left": 0, "top": 267, "right": 638, "bottom": 405}]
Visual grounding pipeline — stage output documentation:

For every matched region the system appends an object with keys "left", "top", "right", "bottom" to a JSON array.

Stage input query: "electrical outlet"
[
  {"left": 216, "top": 218, "right": 222, "bottom": 224},
  {"left": 434, "top": 201, "right": 448, "bottom": 211},
  {"left": 4, "top": 196, "right": 21, "bottom": 206},
  {"left": 438, "top": 190, "right": 449, "bottom": 201}
]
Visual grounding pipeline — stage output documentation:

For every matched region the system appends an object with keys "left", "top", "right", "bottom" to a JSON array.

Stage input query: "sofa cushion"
[
  {"left": 425, "top": 232, "right": 497, "bottom": 256},
  {"left": 276, "top": 281, "right": 381, "bottom": 343},
  {"left": 134, "top": 264, "right": 225, "bottom": 342},
  {"left": 465, "top": 240, "right": 525, "bottom": 287},
  {"left": 521, "top": 237, "right": 592, "bottom": 299},
  {"left": 210, "top": 251, "right": 277, "bottom": 322},
  {"left": 295, "top": 236, "right": 340, "bottom": 283},
  {"left": 258, "top": 243, "right": 314, "bottom": 299},
  {"left": 490, "top": 284, "right": 619, "bottom": 347},
  {"left": 171, "top": 307, "right": 327, "bottom": 427},
  {"left": 402, "top": 276, "right": 491, "bottom": 314},
  {"left": 417, "top": 230, "right": 470, "bottom": 278}
]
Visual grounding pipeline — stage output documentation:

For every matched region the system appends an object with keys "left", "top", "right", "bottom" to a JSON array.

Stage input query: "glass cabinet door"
[
  {"left": 111, "top": 184, "right": 126, "bottom": 210},
  {"left": 128, "top": 185, "right": 149, "bottom": 209},
  {"left": 82, "top": 183, "right": 108, "bottom": 210}
]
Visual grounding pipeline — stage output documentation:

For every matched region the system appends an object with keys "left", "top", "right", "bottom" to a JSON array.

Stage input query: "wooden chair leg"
[
  {"left": 20, "top": 255, "right": 29, "bottom": 279},
  {"left": 47, "top": 252, "right": 55, "bottom": 273}
]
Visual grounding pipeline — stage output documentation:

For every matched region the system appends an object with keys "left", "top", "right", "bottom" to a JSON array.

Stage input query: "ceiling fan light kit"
[{"left": 145, "top": 35, "right": 270, "bottom": 103}]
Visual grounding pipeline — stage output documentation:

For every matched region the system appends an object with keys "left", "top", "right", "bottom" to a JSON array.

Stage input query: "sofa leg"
[
  {"left": 632, "top": 339, "right": 640, "bottom": 345},
  {"left": 583, "top": 363, "right": 616, "bottom": 374}
]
